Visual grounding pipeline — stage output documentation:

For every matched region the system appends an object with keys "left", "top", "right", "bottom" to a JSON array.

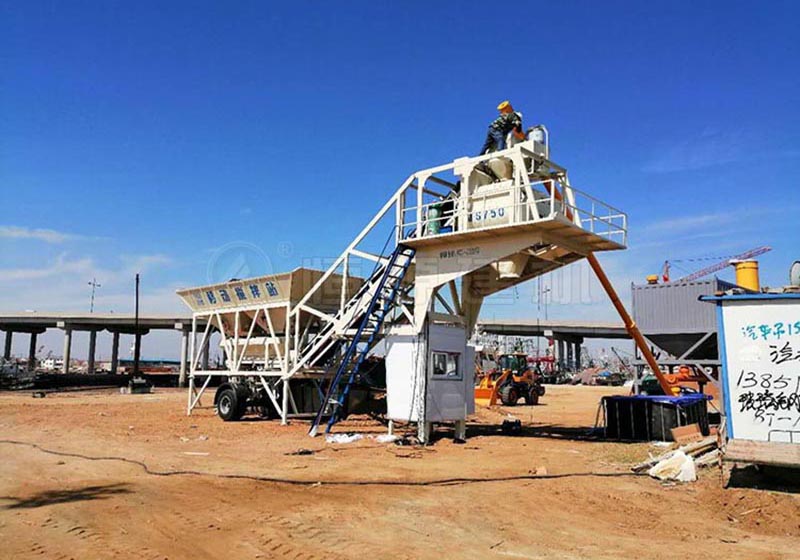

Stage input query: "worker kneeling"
[{"left": 480, "top": 100, "right": 525, "bottom": 154}]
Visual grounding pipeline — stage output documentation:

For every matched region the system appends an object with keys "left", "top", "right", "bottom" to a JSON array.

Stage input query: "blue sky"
[{"left": 1, "top": 1, "right": 798, "bottom": 358}]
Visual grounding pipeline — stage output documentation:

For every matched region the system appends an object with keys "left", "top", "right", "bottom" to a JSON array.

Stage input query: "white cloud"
[
  {"left": 120, "top": 254, "right": 174, "bottom": 275},
  {"left": 642, "top": 130, "right": 746, "bottom": 174},
  {"left": 640, "top": 211, "right": 734, "bottom": 235},
  {"left": 0, "top": 251, "right": 198, "bottom": 360},
  {"left": 0, "top": 254, "right": 95, "bottom": 282},
  {"left": 0, "top": 225, "right": 83, "bottom": 244},
  {"left": 0, "top": 253, "right": 181, "bottom": 311},
  {"left": 642, "top": 129, "right": 800, "bottom": 174}
]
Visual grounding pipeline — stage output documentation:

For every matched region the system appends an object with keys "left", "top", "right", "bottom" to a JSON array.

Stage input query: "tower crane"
[{"left": 661, "top": 246, "right": 771, "bottom": 283}]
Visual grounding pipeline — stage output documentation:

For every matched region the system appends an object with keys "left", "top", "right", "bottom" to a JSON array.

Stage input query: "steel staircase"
[
  {"left": 308, "top": 244, "right": 416, "bottom": 436},
  {"left": 290, "top": 231, "right": 410, "bottom": 376}
]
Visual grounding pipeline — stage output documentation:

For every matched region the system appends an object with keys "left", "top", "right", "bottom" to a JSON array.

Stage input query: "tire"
[
  {"left": 499, "top": 385, "right": 519, "bottom": 406},
  {"left": 525, "top": 387, "right": 540, "bottom": 406},
  {"left": 216, "top": 387, "right": 244, "bottom": 421}
]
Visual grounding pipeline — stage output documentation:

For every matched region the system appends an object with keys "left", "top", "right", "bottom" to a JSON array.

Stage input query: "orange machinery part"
[{"left": 543, "top": 180, "right": 674, "bottom": 396}]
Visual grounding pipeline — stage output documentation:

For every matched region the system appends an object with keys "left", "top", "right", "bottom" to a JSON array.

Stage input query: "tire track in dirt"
[
  {"left": 37, "top": 510, "right": 168, "bottom": 560},
  {"left": 164, "top": 487, "right": 373, "bottom": 559},
  {"left": 162, "top": 491, "right": 325, "bottom": 559}
]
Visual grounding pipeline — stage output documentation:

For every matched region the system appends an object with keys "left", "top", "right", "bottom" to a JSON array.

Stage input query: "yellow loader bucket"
[
  {"left": 474, "top": 387, "right": 494, "bottom": 407},
  {"left": 474, "top": 371, "right": 509, "bottom": 407}
]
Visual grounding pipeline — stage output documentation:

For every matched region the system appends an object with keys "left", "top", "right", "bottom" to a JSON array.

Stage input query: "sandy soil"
[{"left": 1, "top": 385, "right": 798, "bottom": 559}]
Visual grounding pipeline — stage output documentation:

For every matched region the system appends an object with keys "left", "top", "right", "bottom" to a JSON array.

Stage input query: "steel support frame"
[
  {"left": 187, "top": 302, "right": 290, "bottom": 420},
  {"left": 182, "top": 140, "right": 629, "bottom": 437}
]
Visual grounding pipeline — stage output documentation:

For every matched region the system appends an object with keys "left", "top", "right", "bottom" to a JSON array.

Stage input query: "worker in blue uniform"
[{"left": 480, "top": 100, "right": 525, "bottom": 154}]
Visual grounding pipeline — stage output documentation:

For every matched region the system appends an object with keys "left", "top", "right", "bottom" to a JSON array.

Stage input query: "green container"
[{"left": 427, "top": 204, "right": 443, "bottom": 234}]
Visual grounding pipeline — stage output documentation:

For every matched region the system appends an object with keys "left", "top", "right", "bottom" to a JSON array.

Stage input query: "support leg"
[
  {"left": 454, "top": 419, "right": 467, "bottom": 442},
  {"left": 417, "top": 421, "right": 431, "bottom": 444},
  {"left": 281, "top": 378, "right": 289, "bottom": 425},
  {"left": 187, "top": 374, "right": 194, "bottom": 415}
]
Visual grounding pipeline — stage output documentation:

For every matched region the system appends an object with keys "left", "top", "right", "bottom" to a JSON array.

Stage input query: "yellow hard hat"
[{"left": 497, "top": 100, "right": 512, "bottom": 111}]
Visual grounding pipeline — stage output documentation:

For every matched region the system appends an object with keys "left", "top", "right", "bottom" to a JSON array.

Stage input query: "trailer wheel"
[
  {"left": 216, "top": 386, "right": 244, "bottom": 421},
  {"left": 499, "top": 385, "right": 519, "bottom": 406}
]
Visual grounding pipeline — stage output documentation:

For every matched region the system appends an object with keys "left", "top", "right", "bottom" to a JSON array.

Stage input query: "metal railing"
[{"left": 399, "top": 179, "right": 627, "bottom": 246}]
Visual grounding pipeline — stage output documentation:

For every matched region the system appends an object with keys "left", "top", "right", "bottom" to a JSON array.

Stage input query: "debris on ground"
[
  {"left": 285, "top": 448, "right": 316, "bottom": 456},
  {"left": 648, "top": 450, "right": 697, "bottom": 482},
  {"left": 325, "top": 433, "right": 364, "bottom": 444},
  {"left": 633, "top": 436, "right": 719, "bottom": 482},
  {"left": 321, "top": 433, "right": 403, "bottom": 445}
]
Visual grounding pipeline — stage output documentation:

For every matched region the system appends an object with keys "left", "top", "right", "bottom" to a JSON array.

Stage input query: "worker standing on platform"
[{"left": 480, "top": 100, "right": 525, "bottom": 154}]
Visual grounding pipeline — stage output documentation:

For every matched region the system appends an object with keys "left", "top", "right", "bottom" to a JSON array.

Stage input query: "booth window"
[{"left": 432, "top": 351, "right": 460, "bottom": 379}]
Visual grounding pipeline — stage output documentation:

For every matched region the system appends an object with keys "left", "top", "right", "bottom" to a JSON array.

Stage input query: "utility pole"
[
  {"left": 543, "top": 286, "right": 551, "bottom": 321},
  {"left": 536, "top": 278, "right": 541, "bottom": 357},
  {"left": 536, "top": 279, "right": 551, "bottom": 357},
  {"left": 133, "top": 273, "right": 141, "bottom": 377},
  {"left": 87, "top": 278, "right": 102, "bottom": 313}
]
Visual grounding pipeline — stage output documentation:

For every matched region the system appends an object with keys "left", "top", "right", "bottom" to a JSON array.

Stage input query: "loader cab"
[{"left": 498, "top": 353, "right": 529, "bottom": 375}]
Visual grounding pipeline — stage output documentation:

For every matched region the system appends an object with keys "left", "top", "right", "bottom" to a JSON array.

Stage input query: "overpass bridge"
[
  {"left": 0, "top": 312, "right": 208, "bottom": 384},
  {"left": 476, "top": 318, "right": 629, "bottom": 370}
]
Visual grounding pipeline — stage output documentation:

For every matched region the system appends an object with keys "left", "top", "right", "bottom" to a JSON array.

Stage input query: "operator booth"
[{"left": 384, "top": 324, "right": 474, "bottom": 441}]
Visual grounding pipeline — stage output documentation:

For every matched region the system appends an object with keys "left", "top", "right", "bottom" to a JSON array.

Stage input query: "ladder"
[{"left": 308, "top": 244, "right": 416, "bottom": 436}]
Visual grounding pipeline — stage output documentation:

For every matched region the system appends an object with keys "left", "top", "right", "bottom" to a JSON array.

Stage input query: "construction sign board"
[{"left": 704, "top": 294, "right": 800, "bottom": 447}]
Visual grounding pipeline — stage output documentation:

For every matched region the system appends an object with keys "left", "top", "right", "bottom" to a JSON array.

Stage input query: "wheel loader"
[{"left": 474, "top": 351, "right": 545, "bottom": 407}]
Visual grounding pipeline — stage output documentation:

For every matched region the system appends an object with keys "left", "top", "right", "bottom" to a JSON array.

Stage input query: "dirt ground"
[{"left": 1, "top": 385, "right": 798, "bottom": 560}]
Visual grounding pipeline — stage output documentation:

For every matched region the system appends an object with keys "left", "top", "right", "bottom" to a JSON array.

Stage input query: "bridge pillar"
[
  {"left": 178, "top": 329, "right": 189, "bottom": 387},
  {"left": 566, "top": 341, "right": 574, "bottom": 371},
  {"left": 87, "top": 330, "right": 97, "bottom": 374},
  {"left": 3, "top": 330, "right": 12, "bottom": 360},
  {"left": 62, "top": 328, "right": 72, "bottom": 374},
  {"left": 574, "top": 341, "right": 582, "bottom": 371},
  {"left": 133, "top": 332, "right": 142, "bottom": 374},
  {"left": 28, "top": 333, "right": 37, "bottom": 371},
  {"left": 110, "top": 331, "right": 120, "bottom": 374},
  {"left": 553, "top": 337, "right": 567, "bottom": 371}
]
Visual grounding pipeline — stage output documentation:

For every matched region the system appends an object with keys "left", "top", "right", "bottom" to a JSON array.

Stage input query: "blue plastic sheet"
[{"left": 603, "top": 393, "right": 712, "bottom": 407}]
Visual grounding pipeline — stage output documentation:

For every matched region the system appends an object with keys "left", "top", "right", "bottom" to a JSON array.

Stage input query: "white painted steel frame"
[
  {"left": 184, "top": 138, "right": 629, "bottom": 428},
  {"left": 186, "top": 301, "right": 295, "bottom": 424}
]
